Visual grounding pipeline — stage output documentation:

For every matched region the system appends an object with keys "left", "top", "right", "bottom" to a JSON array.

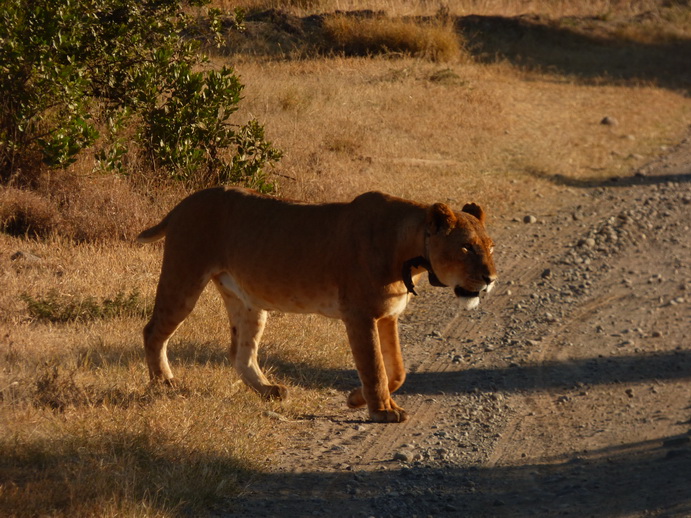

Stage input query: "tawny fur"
[{"left": 138, "top": 187, "right": 497, "bottom": 423}]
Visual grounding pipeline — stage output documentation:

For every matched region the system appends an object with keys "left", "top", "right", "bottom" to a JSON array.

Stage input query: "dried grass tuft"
[
  {"left": 0, "top": 187, "right": 62, "bottom": 239},
  {"left": 1, "top": 172, "right": 155, "bottom": 243},
  {"left": 322, "top": 14, "right": 463, "bottom": 62}
]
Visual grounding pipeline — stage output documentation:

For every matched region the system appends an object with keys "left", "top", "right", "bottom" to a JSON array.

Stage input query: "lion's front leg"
[
  {"left": 347, "top": 315, "right": 407, "bottom": 411},
  {"left": 344, "top": 314, "right": 408, "bottom": 423}
]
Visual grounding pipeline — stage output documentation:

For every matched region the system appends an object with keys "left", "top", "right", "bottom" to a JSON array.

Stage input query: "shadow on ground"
[
  {"left": 523, "top": 169, "right": 691, "bottom": 189},
  {"left": 228, "top": 430, "right": 691, "bottom": 516},
  {"left": 455, "top": 13, "right": 691, "bottom": 94},
  {"left": 401, "top": 349, "right": 691, "bottom": 396},
  {"left": 159, "top": 343, "right": 691, "bottom": 396},
  {"left": 0, "top": 430, "right": 253, "bottom": 517},
  {"left": 260, "top": 348, "right": 691, "bottom": 397}
]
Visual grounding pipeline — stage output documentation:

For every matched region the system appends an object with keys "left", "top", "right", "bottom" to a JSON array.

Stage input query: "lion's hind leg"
[
  {"left": 144, "top": 270, "right": 208, "bottom": 385},
  {"left": 213, "top": 275, "right": 288, "bottom": 401}
]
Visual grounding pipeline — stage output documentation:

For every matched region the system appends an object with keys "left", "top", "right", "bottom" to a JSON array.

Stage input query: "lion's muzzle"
[{"left": 454, "top": 286, "right": 480, "bottom": 298}]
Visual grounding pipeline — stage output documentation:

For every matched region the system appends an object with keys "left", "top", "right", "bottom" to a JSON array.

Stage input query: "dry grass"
[
  {"left": 1, "top": 172, "right": 155, "bottom": 242},
  {"left": 0, "top": 188, "right": 62, "bottom": 239},
  {"left": 322, "top": 14, "right": 463, "bottom": 61},
  {"left": 233, "top": 56, "right": 689, "bottom": 209},
  {"left": 1, "top": 0, "right": 690, "bottom": 515}
]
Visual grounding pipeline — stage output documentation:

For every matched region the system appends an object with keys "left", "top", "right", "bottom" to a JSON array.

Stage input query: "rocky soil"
[{"left": 228, "top": 137, "right": 691, "bottom": 517}]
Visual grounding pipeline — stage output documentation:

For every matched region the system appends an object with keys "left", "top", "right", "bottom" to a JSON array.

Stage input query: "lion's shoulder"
[
  {"left": 350, "top": 191, "right": 426, "bottom": 213},
  {"left": 351, "top": 191, "right": 389, "bottom": 203}
]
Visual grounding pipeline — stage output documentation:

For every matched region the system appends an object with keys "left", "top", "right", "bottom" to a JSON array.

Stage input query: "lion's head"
[{"left": 425, "top": 202, "right": 497, "bottom": 309}]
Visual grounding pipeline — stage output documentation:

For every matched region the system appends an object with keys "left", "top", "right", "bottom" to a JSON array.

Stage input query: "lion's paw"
[
  {"left": 346, "top": 388, "right": 366, "bottom": 408},
  {"left": 259, "top": 384, "right": 289, "bottom": 401},
  {"left": 148, "top": 376, "right": 176, "bottom": 388},
  {"left": 369, "top": 408, "right": 409, "bottom": 423}
]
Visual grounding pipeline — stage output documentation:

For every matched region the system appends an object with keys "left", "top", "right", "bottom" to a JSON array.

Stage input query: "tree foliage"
[{"left": 0, "top": 0, "right": 281, "bottom": 191}]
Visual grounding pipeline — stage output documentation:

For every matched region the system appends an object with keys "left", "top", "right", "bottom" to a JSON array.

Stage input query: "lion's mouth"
[{"left": 454, "top": 286, "right": 480, "bottom": 298}]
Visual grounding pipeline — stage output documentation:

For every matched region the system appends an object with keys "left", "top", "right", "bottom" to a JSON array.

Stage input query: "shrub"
[{"left": 0, "top": 0, "right": 281, "bottom": 191}]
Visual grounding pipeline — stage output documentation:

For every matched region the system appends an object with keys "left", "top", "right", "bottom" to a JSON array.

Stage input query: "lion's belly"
[{"left": 216, "top": 271, "right": 343, "bottom": 318}]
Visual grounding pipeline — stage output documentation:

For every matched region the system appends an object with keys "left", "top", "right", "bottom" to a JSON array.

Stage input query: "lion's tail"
[{"left": 137, "top": 215, "right": 170, "bottom": 244}]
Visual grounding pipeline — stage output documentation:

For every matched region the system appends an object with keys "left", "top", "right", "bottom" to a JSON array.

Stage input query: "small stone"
[
  {"left": 541, "top": 268, "right": 552, "bottom": 279},
  {"left": 625, "top": 388, "right": 634, "bottom": 398},
  {"left": 601, "top": 116, "right": 618, "bottom": 126},
  {"left": 523, "top": 215, "right": 537, "bottom": 224},
  {"left": 393, "top": 451, "right": 412, "bottom": 463}
]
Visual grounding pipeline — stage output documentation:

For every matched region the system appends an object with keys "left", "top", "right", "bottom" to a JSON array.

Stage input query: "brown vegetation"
[
  {"left": 1, "top": 173, "right": 154, "bottom": 242},
  {"left": 322, "top": 14, "right": 462, "bottom": 61}
]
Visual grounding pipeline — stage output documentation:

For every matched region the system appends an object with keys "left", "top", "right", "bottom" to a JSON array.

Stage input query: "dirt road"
[{"left": 230, "top": 137, "right": 691, "bottom": 517}]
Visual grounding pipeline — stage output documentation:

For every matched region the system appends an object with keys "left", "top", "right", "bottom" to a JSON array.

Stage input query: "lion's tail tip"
[{"left": 136, "top": 219, "right": 168, "bottom": 244}]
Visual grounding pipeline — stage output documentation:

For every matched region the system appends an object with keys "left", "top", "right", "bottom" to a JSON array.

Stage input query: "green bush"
[
  {"left": 0, "top": 0, "right": 281, "bottom": 191},
  {"left": 21, "top": 289, "right": 150, "bottom": 323}
]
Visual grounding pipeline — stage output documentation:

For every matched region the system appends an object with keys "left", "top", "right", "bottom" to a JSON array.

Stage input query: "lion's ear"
[
  {"left": 427, "top": 203, "right": 456, "bottom": 234},
  {"left": 462, "top": 202, "right": 485, "bottom": 224}
]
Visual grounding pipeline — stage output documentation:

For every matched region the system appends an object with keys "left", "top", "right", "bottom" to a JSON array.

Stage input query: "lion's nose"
[{"left": 483, "top": 274, "right": 496, "bottom": 285}]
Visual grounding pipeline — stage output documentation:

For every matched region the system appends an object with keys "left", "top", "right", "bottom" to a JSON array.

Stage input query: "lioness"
[{"left": 138, "top": 187, "right": 496, "bottom": 422}]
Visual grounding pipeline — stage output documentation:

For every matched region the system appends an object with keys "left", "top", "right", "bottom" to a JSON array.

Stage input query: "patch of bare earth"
[{"left": 228, "top": 137, "right": 691, "bottom": 516}]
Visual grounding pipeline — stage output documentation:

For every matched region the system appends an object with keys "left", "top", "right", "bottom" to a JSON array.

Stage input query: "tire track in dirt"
[{"left": 479, "top": 139, "right": 691, "bottom": 516}]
